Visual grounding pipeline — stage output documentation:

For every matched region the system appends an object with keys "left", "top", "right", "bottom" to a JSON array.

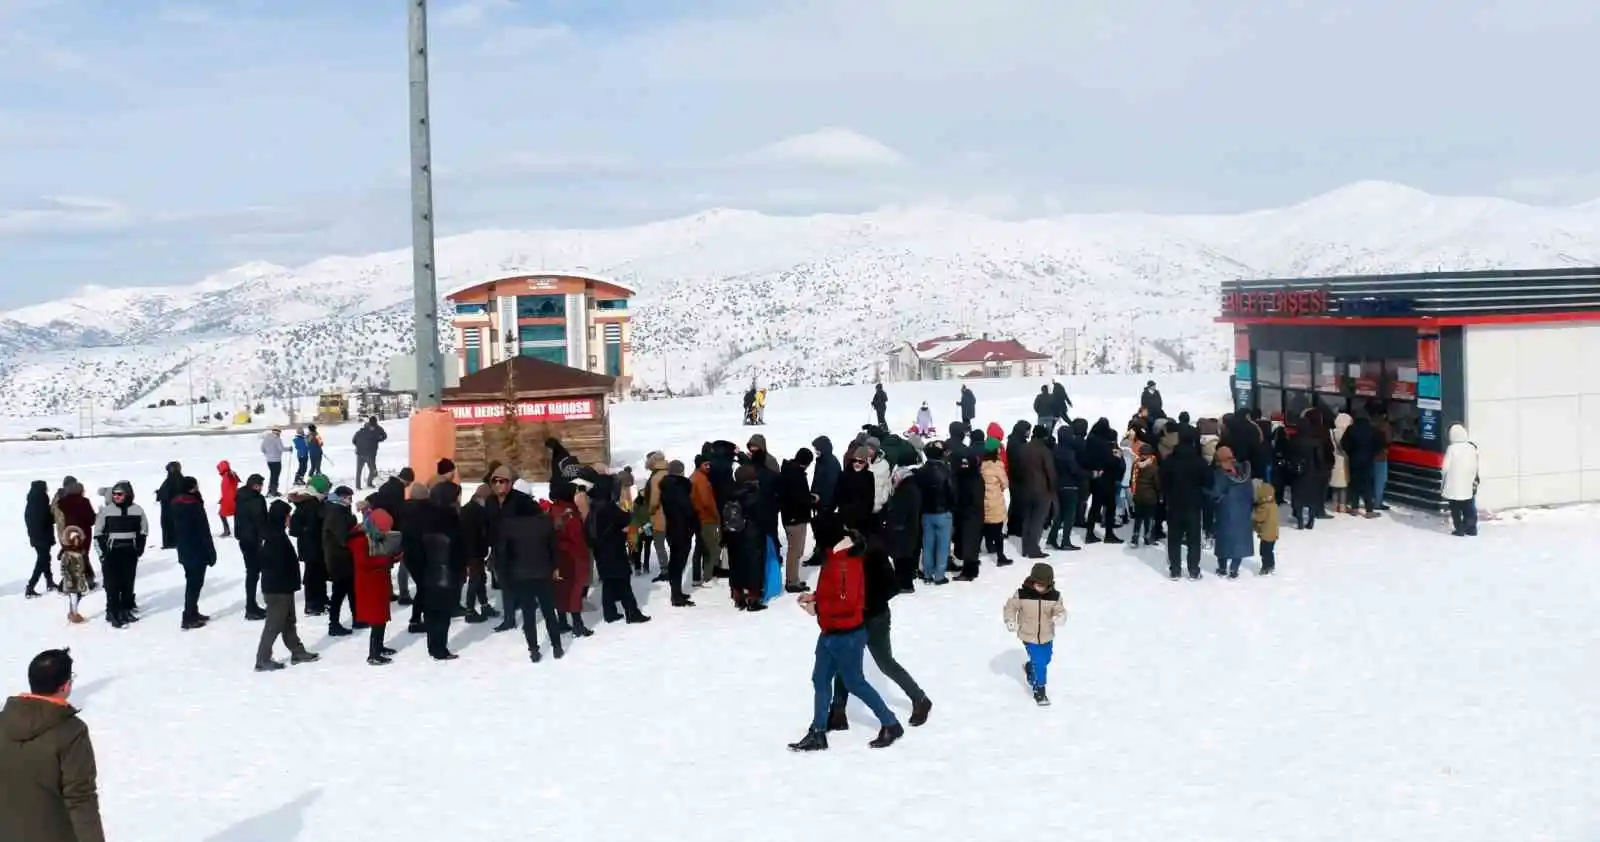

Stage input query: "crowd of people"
[{"left": 7, "top": 380, "right": 1486, "bottom": 763}]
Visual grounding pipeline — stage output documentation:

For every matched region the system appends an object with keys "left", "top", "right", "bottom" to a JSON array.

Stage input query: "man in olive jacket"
[{"left": 0, "top": 648, "right": 105, "bottom": 842}]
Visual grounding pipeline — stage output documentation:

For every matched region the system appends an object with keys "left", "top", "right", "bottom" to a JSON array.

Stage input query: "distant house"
[{"left": 883, "top": 334, "right": 1054, "bottom": 381}]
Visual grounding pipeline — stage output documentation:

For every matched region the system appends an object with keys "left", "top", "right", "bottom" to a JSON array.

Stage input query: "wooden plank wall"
[{"left": 452, "top": 415, "right": 611, "bottom": 482}]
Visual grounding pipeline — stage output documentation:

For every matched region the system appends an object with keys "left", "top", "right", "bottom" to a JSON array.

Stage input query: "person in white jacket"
[
  {"left": 1440, "top": 423, "right": 1479, "bottom": 536},
  {"left": 260, "top": 428, "right": 291, "bottom": 497}
]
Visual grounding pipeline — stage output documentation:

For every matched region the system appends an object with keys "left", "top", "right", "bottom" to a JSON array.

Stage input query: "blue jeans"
[
  {"left": 1025, "top": 641, "right": 1053, "bottom": 688},
  {"left": 920, "top": 512, "right": 953, "bottom": 580},
  {"left": 1373, "top": 460, "right": 1389, "bottom": 507},
  {"left": 811, "top": 630, "right": 899, "bottom": 731}
]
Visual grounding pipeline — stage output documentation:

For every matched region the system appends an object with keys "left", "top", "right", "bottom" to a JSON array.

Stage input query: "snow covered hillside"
[
  {"left": 5, "top": 180, "right": 1600, "bottom": 415},
  {"left": 0, "top": 375, "right": 1593, "bottom": 842}
]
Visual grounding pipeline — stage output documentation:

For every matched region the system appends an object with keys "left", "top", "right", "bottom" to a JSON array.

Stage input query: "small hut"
[{"left": 441, "top": 356, "right": 616, "bottom": 480}]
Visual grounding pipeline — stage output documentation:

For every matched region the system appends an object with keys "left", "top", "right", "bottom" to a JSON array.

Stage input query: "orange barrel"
[{"left": 409, "top": 406, "right": 457, "bottom": 481}]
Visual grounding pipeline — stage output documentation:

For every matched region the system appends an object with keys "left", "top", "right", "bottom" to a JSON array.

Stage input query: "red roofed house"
[{"left": 884, "top": 333, "right": 1054, "bottom": 381}]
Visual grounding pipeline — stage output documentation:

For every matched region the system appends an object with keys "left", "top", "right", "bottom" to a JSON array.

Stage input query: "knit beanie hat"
[{"left": 1028, "top": 562, "right": 1055, "bottom": 587}]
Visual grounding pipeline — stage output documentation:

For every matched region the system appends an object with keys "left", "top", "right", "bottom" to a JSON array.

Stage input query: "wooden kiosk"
[{"left": 440, "top": 356, "right": 616, "bottom": 481}]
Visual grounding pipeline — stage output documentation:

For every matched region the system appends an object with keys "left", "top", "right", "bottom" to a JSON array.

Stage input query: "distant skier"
[{"left": 871, "top": 384, "right": 888, "bottom": 428}]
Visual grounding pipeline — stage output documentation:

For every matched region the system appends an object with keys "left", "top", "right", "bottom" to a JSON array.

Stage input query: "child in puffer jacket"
[
  {"left": 1251, "top": 479, "right": 1279, "bottom": 575},
  {"left": 1003, "top": 562, "right": 1066, "bottom": 706},
  {"left": 1128, "top": 444, "right": 1161, "bottom": 546}
]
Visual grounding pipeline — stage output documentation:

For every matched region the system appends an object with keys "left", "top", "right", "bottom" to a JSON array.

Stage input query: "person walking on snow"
[
  {"left": 170, "top": 476, "right": 216, "bottom": 630},
  {"left": 254, "top": 500, "right": 320, "bottom": 671},
  {"left": 305, "top": 423, "right": 325, "bottom": 478},
  {"left": 351, "top": 417, "right": 387, "bottom": 489},
  {"left": 871, "top": 384, "right": 888, "bottom": 429},
  {"left": 823, "top": 518, "right": 932, "bottom": 731},
  {"left": 788, "top": 529, "right": 905, "bottom": 752},
  {"left": 92, "top": 481, "right": 147, "bottom": 629},
  {"left": 216, "top": 461, "right": 240, "bottom": 537},
  {"left": 24, "top": 481, "right": 59, "bottom": 597},
  {"left": 291, "top": 428, "right": 310, "bottom": 486},
  {"left": 1004, "top": 561, "right": 1065, "bottom": 706},
  {"left": 260, "top": 427, "right": 291, "bottom": 496},
  {"left": 234, "top": 474, "right": 271, "bottom": 621},
  {"left": 957, "top": 385, "right": 976, "bottom": 429}
]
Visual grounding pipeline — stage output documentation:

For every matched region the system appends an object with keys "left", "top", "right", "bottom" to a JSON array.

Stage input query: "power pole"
[{"left": 409, "top": 0, "right": 443, "bottom": 407}]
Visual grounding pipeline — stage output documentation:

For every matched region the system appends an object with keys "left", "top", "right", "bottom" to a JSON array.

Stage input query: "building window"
[
  {"left": 606, "top": 342, "right": 622, "bottom": 376},
  {"left": 1256, "top": 350, "right": 1281, "bottom": 386},
  {"left": 1314, "top": 354, "right": 1343, "bottom": 394},
  {"left": 516, "top": 294, "right": 565, "bottom": 318},
  {"left": 518, "top": 324, "right": 566, "bottom": 343},
  {"left": 465, "top": 347, "right": 481, "bottom": 374},
  {"left": 1384, "top": 358, "right": 1420, "bottom": 445},
  {"left": 519, "top": 345, "right": 567, "bottom": 365},
  {"left": 454, "top": 302, "right": 487, "bottom": 315},
  {"left": 595, "top": 299, "right": 628, "bottom": 310},
  {"left": 1283, "top": 352, "right": 1312, "bottom": 390}
]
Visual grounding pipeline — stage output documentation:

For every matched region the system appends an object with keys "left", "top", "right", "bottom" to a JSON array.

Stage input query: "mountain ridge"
[{"left": 5, "top": 182, "right": 1600, "bottom": 416}]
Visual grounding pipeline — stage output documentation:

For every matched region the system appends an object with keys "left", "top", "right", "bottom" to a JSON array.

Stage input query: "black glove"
[{"left": 135, "top": 535, "right": 147, "bottom": 556}]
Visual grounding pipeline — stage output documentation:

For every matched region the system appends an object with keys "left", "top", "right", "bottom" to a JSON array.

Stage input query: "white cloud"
[
  {"left": 437, "top": 0, "right": 516, "bottom": 28},
  {"left": 475, "top": 23, "right": 571, "bottom": 58},
  {"left": 747, "top": 128, "right": 908, "bottom": 169},
  {"left": 0, "top": 195, "right": 132, "bottom": 236}
]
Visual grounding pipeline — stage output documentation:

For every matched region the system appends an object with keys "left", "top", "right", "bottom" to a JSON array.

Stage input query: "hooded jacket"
[
  {"left": 25, "top": 481, "right": 54, "bottom": 549},
  {"left": 92, "top": 481, "right": 147, "bottom": 557},
  {"left": 170, "top": 483, "right": 217, "bottom": 569},
  {"left": 1330, "top": 413, "right": 1353, "bottom": 489},
  {"left": 1441, "top": 424, "right": 1479, "bottom": 501},
  {"left": 810, "top": 436, "right": 841, "bottom": 512},
  {"left": 0, "top": 694, "right": 105, "bottom": 842},
  {"left": 260, "top": 500, "right": 302, "bottom": 594}
]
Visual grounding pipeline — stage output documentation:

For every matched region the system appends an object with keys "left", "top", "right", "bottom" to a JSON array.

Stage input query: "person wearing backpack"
[
  {"left": 724, "top": 465, "right": 770, "bottom": 611},
  {"left": 787, "top": 528, "right": 905, "bottom": 752}
]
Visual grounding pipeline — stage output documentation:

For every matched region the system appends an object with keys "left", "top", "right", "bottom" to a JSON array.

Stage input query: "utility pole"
[
  {"left": 187, "top": 360, "right": 194, "bottom": 426},
  {"left": 409, "top": 0, "right": 442, "bottom": 407}
]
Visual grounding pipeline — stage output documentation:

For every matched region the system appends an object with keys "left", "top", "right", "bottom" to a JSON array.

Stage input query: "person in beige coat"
[
  {"left": 979, "top": 450, "right": 1013, "bottom": 566},
  {"left": 1329, "top": 412, "right": 1352, "bottom": 511},
  {"left": 1003, "top": 562, "right": 1065, "bottom": 706}
]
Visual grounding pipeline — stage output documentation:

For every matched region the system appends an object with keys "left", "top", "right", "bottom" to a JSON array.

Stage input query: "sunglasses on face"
[{"left": 850, "top": 460, "right": 866, "bottom": 467}]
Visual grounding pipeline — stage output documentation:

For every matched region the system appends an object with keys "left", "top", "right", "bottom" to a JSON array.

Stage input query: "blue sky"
[{"left": 0, "top": 0, "right": 1595, "bottom": 305}]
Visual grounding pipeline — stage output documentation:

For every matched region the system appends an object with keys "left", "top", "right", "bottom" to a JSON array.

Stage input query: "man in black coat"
[
  {"left": 871, "top": 384, "right": 888, "bottom": 428},
  {"left": 1051, "top": 380, "right": 1073, "bottom": 423},
  {"left": 234, "top": 474, "right": 271, "bottom": 621},
  {"left": 1158, "top": 429, "right": 1208, "bottom": 578},
  {"left": 957, "top": 385, "right": 976, "bottom": 428},
  {"left": 1032, "top": 386, "right": 1055, "bottom": 428},
  {"left": 1049, "top": 426, "right": 1085, "bottom": 551},
  {"left": 834, "top": 448, "right": 878, "bottom": 538},
  {"left": 588, "top": 475, "right": 651, "bottom": 624},
  {"left": 659, "top": 461, "right": 698, "bottom": 605},
  {"left": 950, "top": 441, "right": 985, "bottom": 578},
  {"left": 1287, "top": 419, "right": 1327, "bottom": 528},
  {"left": 320, "top": 489, "right": 361, "bottom": 634},
  {"left": 154, "top": 461, "right": 183, "bottom": 549},
  {"left": 255, "top": 499, "right": 319, "bottom": 671},
  {"left": 1016, "top": 425, "right": 1058, "bottom": 559},
  {"left": 777, "top": 449, "right": 815, "bottom": 593},
  {"left": 810, "top": 436, "right": 841, "bottom": 519},
  {"left": 1339, "top": 415, "right": 1382, "bottom": 515},
  {"left": 825, "top": 524, "right": 933, "bottom": 730},
  {"left": 351, "top": 417, "right": 387, "bottom": 488},
  {"left": 1082, "top": 419, "right": 1123, "bottom": 544},
  {"left": 496, "top": 486, "right": 565, "bottom": 661},
  {"left": 1140, "top": 381, "right": 1165, "bottom": 419},
  {"left": 1004, "top": 420, "right": 1031, "bottom": 536}
]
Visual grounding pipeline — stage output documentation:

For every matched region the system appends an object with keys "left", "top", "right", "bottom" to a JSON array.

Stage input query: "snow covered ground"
[{"left": 0, "top": 374, "right": 1595, "bottom": 842}]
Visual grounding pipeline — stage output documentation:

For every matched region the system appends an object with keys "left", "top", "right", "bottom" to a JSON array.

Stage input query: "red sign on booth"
[
  {"left": 446, "top": 399, "right": 598, "bottom": 425},
  {"left": 1220, "top": 287, "right": 1330, "bottom": 318}
]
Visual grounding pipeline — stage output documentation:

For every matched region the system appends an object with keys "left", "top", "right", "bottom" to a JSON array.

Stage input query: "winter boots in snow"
[
  {"left": 788, "top": 730, "right": 828, "bottom": 752},
  {"left": 909, "top": 697, "right": 933, "bottom": 727}
]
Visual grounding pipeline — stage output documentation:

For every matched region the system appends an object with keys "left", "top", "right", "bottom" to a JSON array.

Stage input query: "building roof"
[
  {"left": 935, "top": 338, "right": 1052, "bottom": 364},
  {"left": 444, "top": 269, "right": 637, "bottom": 301},
  {"left": 444, "top": 356, "right": 616, "bottom": 398},
  {"left": 914, "top": 334, "right": 968, "bottom": 352}
]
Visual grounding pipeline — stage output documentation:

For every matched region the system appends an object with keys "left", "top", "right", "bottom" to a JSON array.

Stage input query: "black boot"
[
  {"left": 787, "top": 730, "right": 829, "bottom": 752},
  {"left": 868, "top": 723, "right": 905, "bottom": 748},
  {"left": 571, "top": 614, "right": 594, "bottom": 637},
  {"left": 827, "top": 707, "right": 850, "bottom": 731}
]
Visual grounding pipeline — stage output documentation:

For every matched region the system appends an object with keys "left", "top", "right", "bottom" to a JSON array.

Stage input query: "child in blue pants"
[{"left": 1003, "top": 562, "right": 1066, "bottom": 706}]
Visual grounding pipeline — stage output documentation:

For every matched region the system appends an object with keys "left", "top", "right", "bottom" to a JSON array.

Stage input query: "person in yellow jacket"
[
  {"left": 1003, "top": 562, "right": 1065, "bottom": 706},
  {"left": 1251, "top": 479, "right": 1279, "bottom": 575}
]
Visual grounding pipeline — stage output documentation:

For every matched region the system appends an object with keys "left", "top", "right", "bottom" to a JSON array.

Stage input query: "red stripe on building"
[
  {"left": 1388, "top": 444, "right": 1444, "bottom": 469},
  {"left": 1217, "top": 311, "right": 1600, "bottom": 327}
]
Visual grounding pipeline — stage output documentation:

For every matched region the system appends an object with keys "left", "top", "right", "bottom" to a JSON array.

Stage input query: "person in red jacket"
[
  {"left": 549, "top": 481, "right": 594, "bottom": 638},
  {"left": 352, "top": 506, "right": 400, "bottom": 666},
  {"left": 787, "top": 528, "right": 904, "bottom": 752},
  {"left": 216, "top": 461, "right": 240, "bottom": 537}
]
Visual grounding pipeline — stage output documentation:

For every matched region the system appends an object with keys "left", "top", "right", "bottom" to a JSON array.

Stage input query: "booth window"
[
  {"left": 1256, "top": 350, "right": 1282, "bottom": 386},
  {"left": 1283, "top": 352, "right": 1312, "bottom": 390},
  {"left": 1384, "top": 357, "right": 1421, "bottom": 445},
  {"left": 1314, "top": 354, "right": 1343, "bottom": 394},
  {"left": 1259, "top": 388, "right": 1284, "bottom": 420}
]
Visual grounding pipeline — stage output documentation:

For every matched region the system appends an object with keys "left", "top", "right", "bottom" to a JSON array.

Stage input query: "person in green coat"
[{"left": 0, "top": 649, "right": 105, "bottom": 842}]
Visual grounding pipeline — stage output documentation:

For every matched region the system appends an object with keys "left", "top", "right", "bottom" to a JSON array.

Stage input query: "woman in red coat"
[
  {"left": 216, "top": 460, "right": 240, "bottom": 537},
  {"left": 351, "top": 508, "right": 399, "bottom": 665},
  {"left": 549, "top": 497, "right": 593, "bottom": 637}
]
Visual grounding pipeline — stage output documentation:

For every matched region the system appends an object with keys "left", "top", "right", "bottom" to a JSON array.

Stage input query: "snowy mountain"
[{"left": 4, "top": 180, "right": 1600, "bottom": 415}]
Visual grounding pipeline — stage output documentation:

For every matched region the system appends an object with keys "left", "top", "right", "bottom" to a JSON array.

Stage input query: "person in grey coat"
[{"left": 260, "top": 428, "right": 291, "bottom": 496}]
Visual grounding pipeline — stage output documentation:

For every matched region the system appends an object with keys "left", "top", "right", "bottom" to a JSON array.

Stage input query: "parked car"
[{"left": 28, "top": 427, "right": 71, "bottom": 441}]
